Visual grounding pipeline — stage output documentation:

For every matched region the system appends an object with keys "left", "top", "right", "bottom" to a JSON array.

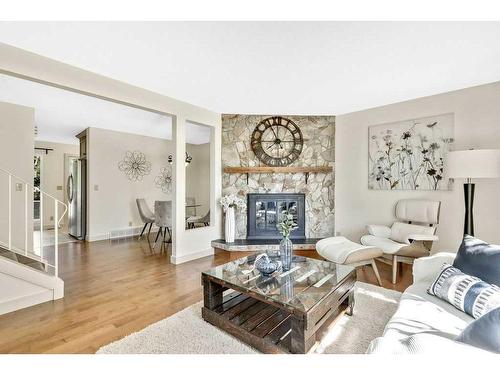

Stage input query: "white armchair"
[{"left": 361, "top": 199, "right": 441, "bottom": 284}]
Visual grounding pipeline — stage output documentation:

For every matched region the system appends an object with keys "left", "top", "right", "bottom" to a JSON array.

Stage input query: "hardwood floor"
[{"left": 0, "top": 236, "right": 412, "bottom": 353}]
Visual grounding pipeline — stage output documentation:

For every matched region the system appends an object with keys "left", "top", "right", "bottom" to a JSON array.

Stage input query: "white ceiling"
[
  {"left": 0, "top": 74, "right": 211, "bottom": 145},
  {"left": 1, "top": 22, "right": 500, "bottom": 116}
]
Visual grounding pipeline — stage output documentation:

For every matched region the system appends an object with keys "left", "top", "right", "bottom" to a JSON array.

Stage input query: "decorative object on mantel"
[
  {"left": 251, "top": 116, "right": 304, "bottom": 167},
  {"left": 368, "top": 113, "right": 454, "bottom": 190},
  {"left": 168, "top": 152, "right": 192, "bottom": 166},
  {"left": 254, "top": 253, "right": 280, "bottom": 276},
  {"left": 118, "top": 151, "right": 151, "bottom": 181},
  {"left": 219, "top": 194, "right": 247, "bottom": 243},
  {"left": 223, "top": 166, "right": 332, "bottom": 184},
  {"left": 445, "top": 149, "right": 500, "bottom": 236},
  {"left": 277, "top": 211, "right": 298, "bottom": 271},
  {"left": 154, "top": 166, "right": 173, "bottom": 193}
]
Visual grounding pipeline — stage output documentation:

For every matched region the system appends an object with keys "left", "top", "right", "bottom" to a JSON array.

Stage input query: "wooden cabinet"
[{"left": 76, "top": 129, "right": 88, "bottom": 159}]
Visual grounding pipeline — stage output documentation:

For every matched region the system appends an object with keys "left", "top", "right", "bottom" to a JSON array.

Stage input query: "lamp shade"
[{"left": 445, "top": 149, "right": 500, "bottom": 179}]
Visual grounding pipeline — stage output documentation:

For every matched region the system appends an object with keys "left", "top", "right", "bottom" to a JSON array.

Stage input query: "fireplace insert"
[{"left": 247, "top": 193, "right": 305, "bottom": 240}]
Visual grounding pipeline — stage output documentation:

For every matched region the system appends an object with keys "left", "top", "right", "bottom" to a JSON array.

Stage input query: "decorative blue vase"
[
  {"left": 280, "top": 236, "right": 293, "bottom": 271},
  {"left": 254, "top": 253, "right": 280, "bottom": 276}
]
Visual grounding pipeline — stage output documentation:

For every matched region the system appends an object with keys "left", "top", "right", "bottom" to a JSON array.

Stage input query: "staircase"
[{"left": 0, "top": 167, "right": 67, "bottom": 315}]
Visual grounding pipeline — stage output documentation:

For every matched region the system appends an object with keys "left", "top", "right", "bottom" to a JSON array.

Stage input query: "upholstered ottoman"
[{"left": 316, "top": 236, "right": 383, "bottom": 285}]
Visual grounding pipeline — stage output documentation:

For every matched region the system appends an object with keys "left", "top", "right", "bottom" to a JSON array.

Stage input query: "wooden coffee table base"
[{"left": 201, "top": 273, "right": 356, "bottom": 354}]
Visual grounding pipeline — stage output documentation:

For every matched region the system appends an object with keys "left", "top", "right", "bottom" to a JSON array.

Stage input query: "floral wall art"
[
  {"left": 154, "top": 166, "right": 173, "bottom": 193},
  {"left": 118, "top": 150, "right": 151, "bottom": 181},
  {"left": 368, "top": 113, "right": 454, "bottom": 190}
]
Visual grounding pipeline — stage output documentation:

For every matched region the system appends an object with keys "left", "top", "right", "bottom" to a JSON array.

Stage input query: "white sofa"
[{"left": 367, "top": 252, "right": 490, "bottom": 354}]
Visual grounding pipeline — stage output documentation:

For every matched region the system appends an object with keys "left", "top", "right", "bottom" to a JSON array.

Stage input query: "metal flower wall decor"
[
  {"left": 368, "top": 113, "right": 454, "bottom": 191},
  {"left": 118, "top": 151, "right": 152, "bottom": 181},
  {"left": 154, "top": 166, "right": 173, "bottom": 193}
]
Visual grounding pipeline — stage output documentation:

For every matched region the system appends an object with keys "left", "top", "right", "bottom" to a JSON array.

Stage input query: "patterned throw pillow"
[{"left": 428, "top": 263, "right": 500, "bottom": 319}]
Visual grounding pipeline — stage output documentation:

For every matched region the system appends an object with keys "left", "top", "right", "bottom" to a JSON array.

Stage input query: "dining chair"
[
  {"left": 186, "top": 210, "right": 210, "bottom": 229},
  {"left": 186, "top": 197, "right": 197, "bottom": 217},
  {"left": 136, "top": 198, "right": 155, "bottom": 239},
  {"left": 154, "top": 200, "right": 172, "bottom": 253}
]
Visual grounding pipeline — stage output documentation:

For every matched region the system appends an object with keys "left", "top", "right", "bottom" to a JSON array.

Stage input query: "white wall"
[
  {"left": 86, "top": 127, "right": 211, "bottom": 241},
  {"left": 336, "top": 81, "right": 500, "bottom": 253},
  {"left": 0, "top": 101, "right": 34, "bottom": 251},
  {"left": 87, "top": 127, "right": 173, "bottom": 240},
  {"left": 35, "top": 140, "right": 79, "bottom": 230}
]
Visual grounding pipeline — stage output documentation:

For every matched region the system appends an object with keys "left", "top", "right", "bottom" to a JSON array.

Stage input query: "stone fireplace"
[
  {"left": 222, "top": 114, "right": 335, "bottom": 240},
  {"left": 247, "top": 193, "right": 306, "bottom": 240}
]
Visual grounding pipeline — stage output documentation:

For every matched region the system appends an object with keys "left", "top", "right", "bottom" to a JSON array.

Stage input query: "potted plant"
[
  {"left": 219, "top": 194, "right": 246, "bottom": 243},
  {"left": 277, "top": 211, "right": 298, "bottom": 271}
]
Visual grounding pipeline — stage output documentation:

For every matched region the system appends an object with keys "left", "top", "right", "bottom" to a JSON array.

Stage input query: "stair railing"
[{"left": 0, "top": 166, "right": 68, "bottom": 277}]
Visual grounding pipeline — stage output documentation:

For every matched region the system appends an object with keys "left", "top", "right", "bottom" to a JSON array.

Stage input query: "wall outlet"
[
  {"left": 129, "top": 221, "right": 133, "bottom": 227},
  {"left": 57, "top": 185, "right": 63, "bottom": 190},
  {"left": 94, "top": 184, "right": 99, "bottom": 191},
  {"left": 15, "top": 183, "right": 23, "bottom": 192},
  {"left": 50, "top": 216, "right": 54, "bottom": 221}
]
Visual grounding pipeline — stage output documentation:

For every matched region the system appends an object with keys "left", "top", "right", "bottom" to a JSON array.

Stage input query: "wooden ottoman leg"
[
  {"left": 392, "top": 255, "right": 398, "bottom": 284},
  {"left": 371, "top": 259, "right": 382, "bottom": 286}
]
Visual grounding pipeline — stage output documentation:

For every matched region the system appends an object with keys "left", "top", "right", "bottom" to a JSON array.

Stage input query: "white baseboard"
[
  {"left": 86, "top": 226, "right": 162, "bottom": 242},
  {"left": 170, "top": 248, "right": 214, "bottom": 265},
  {"left": 86, "top": 233, "right": 109, "bottom": 242},
  {"left": 0, "top": 289, "right": 53, "bottom": 316}
]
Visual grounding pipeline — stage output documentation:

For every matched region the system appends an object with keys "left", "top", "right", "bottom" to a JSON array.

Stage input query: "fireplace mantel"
[{"left": 223, "top": 166, "right": 332, "bottom": 184}]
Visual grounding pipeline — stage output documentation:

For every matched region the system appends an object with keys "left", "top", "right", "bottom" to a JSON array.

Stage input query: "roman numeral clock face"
[{"left": 251, "top": 116, "right": 304, "bottom": 167}]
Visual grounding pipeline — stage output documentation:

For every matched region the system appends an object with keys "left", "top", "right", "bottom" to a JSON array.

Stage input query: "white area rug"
[{"left": 97, "top": 282, "right": 401, "bottom": 354}]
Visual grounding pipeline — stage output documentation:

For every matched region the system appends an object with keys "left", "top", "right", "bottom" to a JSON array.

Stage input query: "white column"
[
  {"left": 8, "top": 174, "right": 12, "bottom": 250},
  {"left": 171, "top": 115, "right": 186, "bottom": 263},
  {"left": 54, "top": 201, "right": 58, "bottom": 277},
  {"left": 211, "top": 123, "right": 222, "bottom": 236},
  {"left": 24, "top": 183, "right": 28, "bottom": 255}
]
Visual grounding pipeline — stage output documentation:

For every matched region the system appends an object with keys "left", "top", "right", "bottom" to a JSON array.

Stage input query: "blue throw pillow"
[
  {"left": 428, "top": 263, "right": 500, "bottom": 319},
  {"left": 453, "top": 235, "right": 500, "bottom": 287},
  {"left": 456, "top": 307, "right": 500, "bottom": 353}
]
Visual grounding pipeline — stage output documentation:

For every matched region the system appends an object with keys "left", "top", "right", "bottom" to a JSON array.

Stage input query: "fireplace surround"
[{"left": 247, "top": 193, "right": 306, "bottom": 240}]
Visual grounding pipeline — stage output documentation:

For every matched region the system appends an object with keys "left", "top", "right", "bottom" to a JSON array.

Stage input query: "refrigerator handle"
[{"left": 67, "top": 174, "right": 74, "bottom": 203}]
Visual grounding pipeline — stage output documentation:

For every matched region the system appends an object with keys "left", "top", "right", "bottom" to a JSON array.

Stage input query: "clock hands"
[{"left": 270, "top": 125, "right": 279, "bottom": 139}]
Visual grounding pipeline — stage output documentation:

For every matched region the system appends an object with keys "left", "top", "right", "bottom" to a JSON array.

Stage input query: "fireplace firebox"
[{"left": 247, "top": 193, "right": 305, "bottom": 240}]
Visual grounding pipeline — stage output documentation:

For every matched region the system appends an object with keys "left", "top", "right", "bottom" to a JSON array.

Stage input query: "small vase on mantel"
[
  {"left": 280, "top": 236, "right": 293, "bottom": 271},
  {"left": 224, "top": 206, "right": 236, "bottom": 243}
]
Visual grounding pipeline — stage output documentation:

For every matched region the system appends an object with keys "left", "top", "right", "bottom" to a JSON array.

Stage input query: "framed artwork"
[{"left": 368, "top": 113, "right": 454, "bottom": 190}]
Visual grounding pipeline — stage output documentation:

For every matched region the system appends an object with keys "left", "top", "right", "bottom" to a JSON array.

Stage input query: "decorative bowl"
[{"left": 254, "top": 253, "right": 280, "bottom": 276}]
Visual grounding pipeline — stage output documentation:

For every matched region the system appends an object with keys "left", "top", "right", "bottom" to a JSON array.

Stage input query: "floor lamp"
[{"left": 446, "top": 149, "right": 500, "bottom": 236}]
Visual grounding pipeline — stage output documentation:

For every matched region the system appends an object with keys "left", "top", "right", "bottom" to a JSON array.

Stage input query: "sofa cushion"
[
  {"left": 381, "top": 281, "right": 472, "bottom": 342},
  {"left": 456, "top": 307, "right": 500, "bottom": 353},
  {"left": 368, "top": 332, "right": 488, "bottom": 354},
  {"left": 316, "top": 236, "right": 382, "bottom": 264},
  {"left": 428, "top": 263, "right": 500, "bottom": 319},
  {"left": 389, "top": 222, "right": 435, "bottom": 244},
  {"left": 453, "top": 235, "right": 500, "bottom": 287},
  {"left": 360, "top": 235, "right": 406, "bottom": 254}
]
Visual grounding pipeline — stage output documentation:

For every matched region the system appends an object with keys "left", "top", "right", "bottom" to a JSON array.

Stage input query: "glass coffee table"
[{"left": 201, "top": 255, "right": 356, "bottom": 354}]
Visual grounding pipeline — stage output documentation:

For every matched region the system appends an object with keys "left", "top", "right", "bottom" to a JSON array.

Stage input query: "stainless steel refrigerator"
[{"left": 67, "top": 157, "right": 86, "bottom": 240}]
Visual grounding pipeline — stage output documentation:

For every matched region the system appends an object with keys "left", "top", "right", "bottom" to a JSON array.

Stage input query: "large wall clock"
[{"left": 251, "top": 116, "right": 304, "bottom": 167}]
